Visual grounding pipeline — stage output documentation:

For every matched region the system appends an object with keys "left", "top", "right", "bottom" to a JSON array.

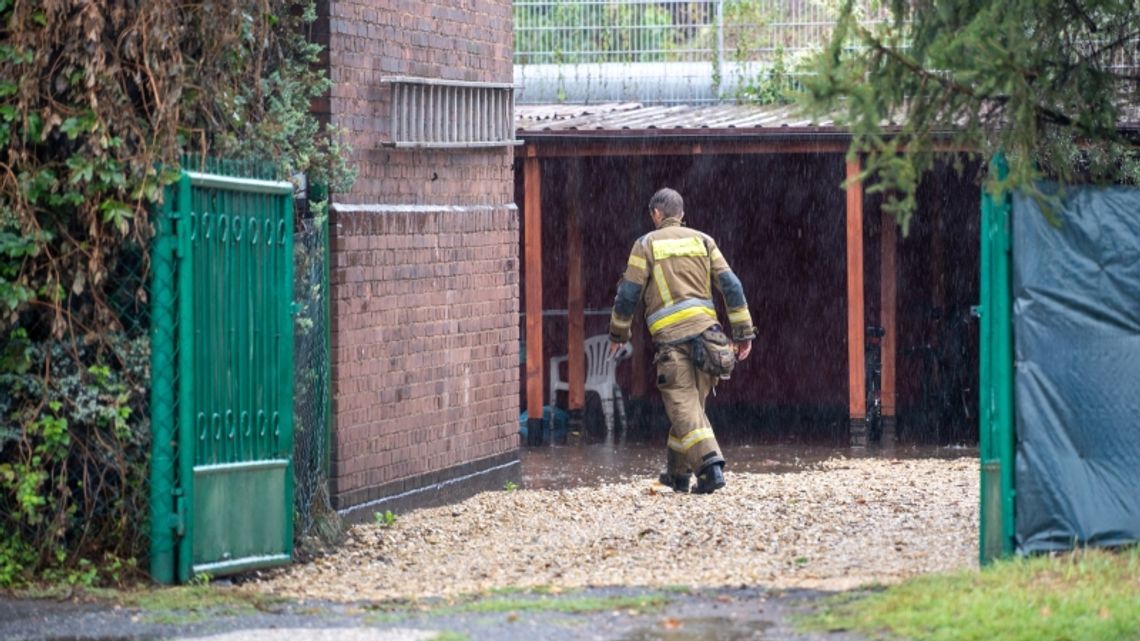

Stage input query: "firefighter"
[{"left": 608, "top": 187, "right": 756, "bottom": 494}]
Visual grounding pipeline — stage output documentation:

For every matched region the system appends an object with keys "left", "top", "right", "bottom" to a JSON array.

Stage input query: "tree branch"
[{"left": 853, "top": 23, "right": 1140, "bottom": 149}]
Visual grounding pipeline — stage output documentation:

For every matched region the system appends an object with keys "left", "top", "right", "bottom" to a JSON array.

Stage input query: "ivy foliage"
[
  {"left": 801, "top": 0, "right": 1140, "bottom": 232},
  {"left": 0, "top": 330, "right": 149, "bottom": 586},
  {"left": 0, "top": 0, "right": 353, "bottom": 586}
]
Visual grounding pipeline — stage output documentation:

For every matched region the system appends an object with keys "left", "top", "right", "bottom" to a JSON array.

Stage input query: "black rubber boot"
[
  {"left": 658, "top": 472, "right": 690, "bottom": 493},
  {"left": 693, "top": 461, "right": 726, "bottom": 495}
]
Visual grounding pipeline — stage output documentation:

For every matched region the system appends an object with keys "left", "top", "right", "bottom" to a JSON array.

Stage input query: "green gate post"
[
  {"left": 978, "top": 153, "right": 1015, "bottom": 564},
  {"left": 176, "top": 172, "right": 196, "bottom": 582},
  {"left": 149, "top": 184, "right": 178, "bottom": 584},
  {"left": 281, "top": 185, "right": 297, "bottom": 556}
]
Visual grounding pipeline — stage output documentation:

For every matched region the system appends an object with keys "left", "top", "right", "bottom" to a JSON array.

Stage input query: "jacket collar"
[{"left": 656, "top": 217, "right": 684, "bottom": 230}]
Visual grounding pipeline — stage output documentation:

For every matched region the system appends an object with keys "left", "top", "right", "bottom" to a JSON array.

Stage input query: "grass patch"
[
  {"left": 802, "top": 547, "right": 1140, "bottom": 641},
  {"left": 364, "top": 590, "right": 670, "bottom": 623},
  {"left": 441, "top": 593, "right": 668, "bottom": 616},
  {"left": 7, "top": 582, "right": 289, "bottom": 626},
  {"left": 431, "top": 632, "right": 469, "bottom": 641},
  {"left": 120, "top": 584, "right": 284, "bottom": 613},
  {"left": 11, "top": 582, "right": 289, "bottom": 623}
]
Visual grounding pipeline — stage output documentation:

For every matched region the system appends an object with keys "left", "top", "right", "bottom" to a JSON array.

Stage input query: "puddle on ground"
[
  {"left": 620, "top": 617, "right": 772, "bottom": 641},
  {"left": 522, "top": 437, "right": 977, "bottom": 490}
]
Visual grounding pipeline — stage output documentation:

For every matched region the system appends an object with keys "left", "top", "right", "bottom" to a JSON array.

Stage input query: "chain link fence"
[{"left": 292, "top": 199, "right": 338, "bottom": 550}]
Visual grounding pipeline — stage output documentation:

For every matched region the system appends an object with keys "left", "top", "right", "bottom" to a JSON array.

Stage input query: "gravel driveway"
[{"left": 251, "top": 455, "right": 978, "bottom": 602}]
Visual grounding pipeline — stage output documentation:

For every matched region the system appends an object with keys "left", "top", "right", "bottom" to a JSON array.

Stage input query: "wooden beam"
[
  {"left": 881, "top": 210, "right": 898, "bottom": 419},
  {"left": 521, "top": 139, "right": 851, "bottom": 158},
  {"left": 567, "top": 161, "right": 586, "bottom": 413},
  {"left": 846, "top": 157, "right": 867, "bottom": 445},
  {"left": 524, "top": 148, "right": 544, "bottom": 445},
  {"left": 515, "top": 138, "right": 970, "bottom": 160}
]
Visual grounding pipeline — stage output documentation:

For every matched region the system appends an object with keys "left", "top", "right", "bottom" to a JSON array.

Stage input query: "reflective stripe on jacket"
[{"left": 609, "top": 217, "right": 756, "bottom": 345}]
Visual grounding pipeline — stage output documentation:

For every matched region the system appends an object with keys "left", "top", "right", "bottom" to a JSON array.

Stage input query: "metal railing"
[
  {"left": 513, "top": 0, "right": 887, "bottom": 103},
  {"left": 514, "top": 1, "right": 1140, "bottom": 107},
  {"left": 515, "top": 0, "right": 851, "bottom": 64}
]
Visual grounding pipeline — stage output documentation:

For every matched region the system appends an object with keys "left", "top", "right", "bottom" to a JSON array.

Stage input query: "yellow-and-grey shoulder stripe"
[
  {"left": 647, "top": 298, "right": 716, "bottom": 334},
  {"left": 627, "top": 254, "right": 647, "bottom": 270}
]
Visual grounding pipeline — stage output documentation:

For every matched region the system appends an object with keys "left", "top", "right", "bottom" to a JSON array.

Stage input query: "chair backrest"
[{"left": 583, "top": 334, "right": 630, "bottom": 386}]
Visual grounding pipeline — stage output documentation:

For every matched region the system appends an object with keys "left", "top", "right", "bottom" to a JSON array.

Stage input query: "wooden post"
[
  {"left": 846, "top": 157, "right": 867, "bottom": 447},
  {"left": 567, "top": 161, "right": 586, "bottom": 418},
  {"left": 880, "top": 209, "right": 899, "bottom": 445},
  {"left": 524, "top": 148, "right": 545, "bottom": 446}
]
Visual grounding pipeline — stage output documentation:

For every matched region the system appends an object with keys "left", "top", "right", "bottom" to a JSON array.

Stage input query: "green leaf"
[
  {"left": 66, "top": 156, "right": 94, "bottom": 184},
  {"left": 24, "top": 112, "right": 41, "bottom": 141},
  {"left": 99, "top": 199, "right": 134, "bottom": 235},
  {"left": 59, "top": 112, "right": 97, "bottom": 140}
]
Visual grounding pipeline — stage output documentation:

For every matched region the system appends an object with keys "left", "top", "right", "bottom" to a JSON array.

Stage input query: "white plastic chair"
[{"left": 549, "top": 335, "right": 631, "bottom": 435}]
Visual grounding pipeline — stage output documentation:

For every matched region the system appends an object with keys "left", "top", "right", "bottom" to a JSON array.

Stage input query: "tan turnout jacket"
[{"left": 609, "top": 218, "right": 755, "bottom": 345}]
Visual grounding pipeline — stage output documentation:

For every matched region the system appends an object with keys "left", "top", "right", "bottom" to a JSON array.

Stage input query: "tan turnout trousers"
[{"left": 656, "top": 341, "right": 723, "bottom": 476}]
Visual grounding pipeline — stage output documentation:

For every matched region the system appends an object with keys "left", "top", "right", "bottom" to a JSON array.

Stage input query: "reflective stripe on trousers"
[{"left": 655, "top": 342, "right": 722, "bottom": 474}]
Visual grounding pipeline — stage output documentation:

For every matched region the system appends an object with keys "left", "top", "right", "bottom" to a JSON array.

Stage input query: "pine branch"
[{"left": 853, "top": 23, "right": 1140, "bottom": 148}]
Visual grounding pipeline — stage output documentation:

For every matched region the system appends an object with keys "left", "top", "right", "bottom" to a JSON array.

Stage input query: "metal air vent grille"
[{"left": 384, "top": 77, "right": 521, "bottom": 149}]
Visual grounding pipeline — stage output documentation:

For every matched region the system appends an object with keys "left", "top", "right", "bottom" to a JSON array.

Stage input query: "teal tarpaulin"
[{"left": 1012, "top": 184, "right": 1140, "bottom": 552}]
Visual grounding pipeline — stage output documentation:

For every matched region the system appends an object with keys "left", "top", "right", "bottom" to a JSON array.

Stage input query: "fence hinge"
[{"left": 171, "top": 488, "right": 186, "bottom": 537}]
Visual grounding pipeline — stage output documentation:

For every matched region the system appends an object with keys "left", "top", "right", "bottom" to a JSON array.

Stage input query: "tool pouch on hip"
[{"left": 691, "top": 327, "right": 736, "bottom": 379}]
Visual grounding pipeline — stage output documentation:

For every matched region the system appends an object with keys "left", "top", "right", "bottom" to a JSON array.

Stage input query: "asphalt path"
[{"left": 0, "top": 586, "right": 869, "bottom": 641}]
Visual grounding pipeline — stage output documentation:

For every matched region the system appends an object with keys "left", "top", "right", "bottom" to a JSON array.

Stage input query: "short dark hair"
[{"left": 649, "top": 188, "right": 684, "bottom": 218}]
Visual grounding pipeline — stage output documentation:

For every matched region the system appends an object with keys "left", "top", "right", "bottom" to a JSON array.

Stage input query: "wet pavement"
[
  {"left": 521, "top": 434, "right": 977, "bottom": 490},
  {"left": 0, "top": 586, "right": 868, "bottom": 641}
]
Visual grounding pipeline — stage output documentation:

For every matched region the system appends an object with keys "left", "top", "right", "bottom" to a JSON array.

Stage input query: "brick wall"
[
  {"left": 329, "top": 0, "right": 514, "bottom": 205},
  {"left": 318, "top": 0, "right": 521, "bottom": 517}
]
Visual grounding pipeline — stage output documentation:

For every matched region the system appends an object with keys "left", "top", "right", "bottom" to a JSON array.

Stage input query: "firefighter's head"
[{"left": 648, "top": 188, "right": 684, "bottom": 226}]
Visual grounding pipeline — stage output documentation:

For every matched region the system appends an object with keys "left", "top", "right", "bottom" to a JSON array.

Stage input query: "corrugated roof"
[
  {"left": 516, "top": 101, "right": 1140, "bottom": 141},
  {"left": 515, "top": 102, "right": 842, "bottom": 138}
]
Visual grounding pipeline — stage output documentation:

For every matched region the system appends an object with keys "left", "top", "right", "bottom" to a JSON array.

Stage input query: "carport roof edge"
[
  {"left": 514, "top": 102, "right": 1140, "bottom": 150},
  {"left": 514, "top": 102, "right": 855, "bottom": 141}
]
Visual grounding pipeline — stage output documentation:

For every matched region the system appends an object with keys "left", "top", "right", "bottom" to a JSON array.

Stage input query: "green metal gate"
[
  {"left": 977, "top": 155, "right": 1015, "bottom": 564},
  {"left": 150, "top": 169, "right": 296, "bottom": 583}
]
